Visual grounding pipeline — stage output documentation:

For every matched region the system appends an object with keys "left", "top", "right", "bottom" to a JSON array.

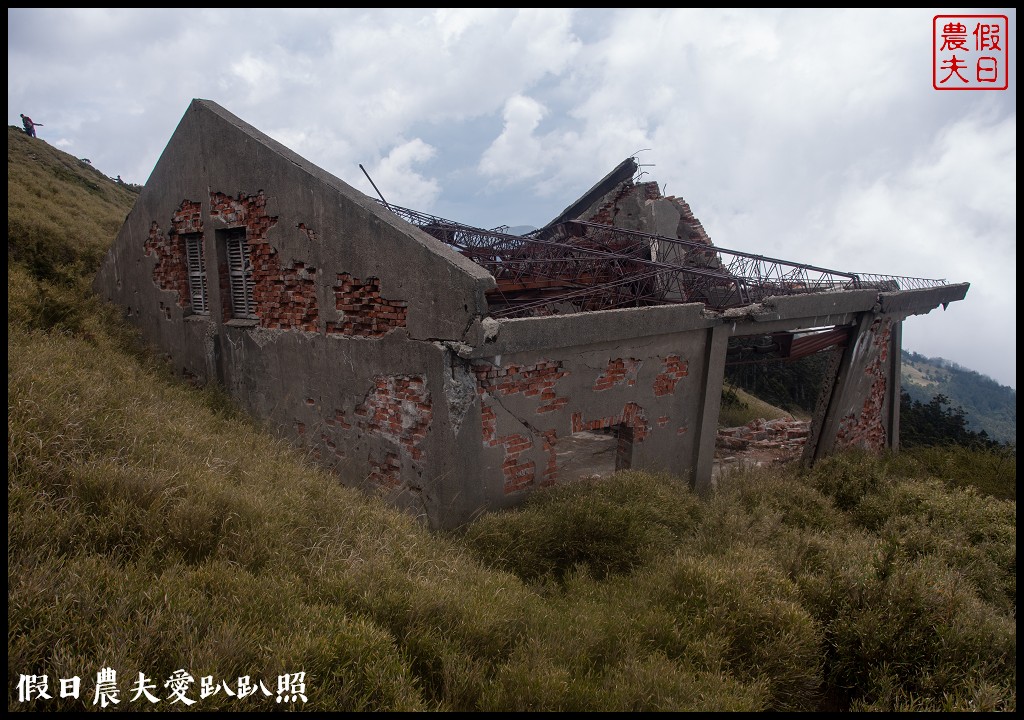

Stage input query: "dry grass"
[{"left": 719, "top": 383, "right": 803, "bottom": 428}]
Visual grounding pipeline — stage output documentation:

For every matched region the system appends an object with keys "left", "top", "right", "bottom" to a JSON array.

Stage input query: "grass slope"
[{"left": 7, "top": 127, "right": 1017, "bottom": 712}]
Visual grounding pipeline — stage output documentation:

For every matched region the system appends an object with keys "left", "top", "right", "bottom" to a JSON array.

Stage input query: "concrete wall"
[
  {"left": 456, "top": 304, "right": 721, "bottom": 514},
  {"left": 93, "top": 99, "right": 497, "bottom": 527}
]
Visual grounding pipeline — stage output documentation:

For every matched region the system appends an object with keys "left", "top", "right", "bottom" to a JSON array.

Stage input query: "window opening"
[
  {"left": 225, "top": 229, "right": 255, "bottom": 318},
  {"left": 184, "top": 233, "right": 208, "bottom": 314}
]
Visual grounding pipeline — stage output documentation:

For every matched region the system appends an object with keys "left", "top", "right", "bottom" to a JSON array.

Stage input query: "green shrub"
[
  {"left": 456, "top": 471, "right": 701, "bottom": 583},
  {"left": 889, "top": 444, "right": 1016, "bottom": 501},
  {"left": 804, "top": 448, "right": 886, "bottom": 511}
]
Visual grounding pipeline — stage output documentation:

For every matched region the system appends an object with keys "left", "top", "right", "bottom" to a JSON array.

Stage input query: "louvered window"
[
  {"left": 225, "top": 230, "right": 255, "bottom": 318},
  {"left": 184, "top": 234, "right": 208, "bottom": 315}
]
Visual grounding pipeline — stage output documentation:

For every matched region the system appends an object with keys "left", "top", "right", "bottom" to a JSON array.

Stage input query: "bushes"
[
  {"left": 796, "top": 544, "right": 1015, "bottom": 711},
  {"left": 457, "top": 471, "right": 701, "bottom": 583},
  {"left": 888, "top": 444, "right": 1016, "bottom": 501}
]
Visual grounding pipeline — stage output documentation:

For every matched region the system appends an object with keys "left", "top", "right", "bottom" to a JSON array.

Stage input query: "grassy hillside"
[
  {"left": 902, "top": 350, "right": 1016, "bottom": 444},
  {"left": 7, "top": 127, "right": 1017, "bottom": 712},
  {"left": 719, "top": 383, "right": 805, "bottom": 427}
]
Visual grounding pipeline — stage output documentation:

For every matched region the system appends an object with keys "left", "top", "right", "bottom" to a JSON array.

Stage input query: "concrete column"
[
  {"left": 886, "top": 319, "right": 903, "bottom": 452},
  {"left": 808, "top": 311, "right": 874, "bottom": 461},
  {"left": 691, "top": 322, "right": 730, "bottom": 495}
]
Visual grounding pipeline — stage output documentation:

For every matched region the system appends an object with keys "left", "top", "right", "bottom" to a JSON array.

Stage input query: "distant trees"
[
  {"left": 899, "top": 391, "right": 1003, "bottom": 450},
  {"left": 723, "top": 352, "right": 831, "bottom": 415},
  {"left": 901, "top": 350, "right": 1016, "bottom": 444}
]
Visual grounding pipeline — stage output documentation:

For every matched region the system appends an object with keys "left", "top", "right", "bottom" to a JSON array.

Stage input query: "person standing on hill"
[{"left": 20, "top": 114, "right": 42, "bottom": 137}]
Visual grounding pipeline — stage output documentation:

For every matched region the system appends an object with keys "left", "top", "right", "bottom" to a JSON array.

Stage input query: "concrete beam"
[
  {"left": 727, "top": 289, "right": 879, "bottom": 322},
  {"left": 461, "top": 303, "right": 716, "bottom": 358},
  {"left": 878, "top": 282, "right": 970, "bottom": 316}
]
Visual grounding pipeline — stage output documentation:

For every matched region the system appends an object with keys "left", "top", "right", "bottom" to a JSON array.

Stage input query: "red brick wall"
[
  {"left": 473, "top": 360, "right": 569, "bottom": 413},
  {"left": 540, "top": 429, "right": 559, "bottom": 487},
  {"left": 210, "top": 190, "right": 277, "bottom": 238},
  {"left": 653, "top": 355, "right": 688, "bottom": 396},
  {"left": 144, "top": 220, "right": 189, "bottom": 308},
  {"left": 593, "top": 358, "right": 641, "bottom": 390},
  {"left": 835, "top": 318, "right": 892, "bottom": 451},
  {"left": 368, "top": 452, "right": 401, "bottom": 489},
  {"left": 252, "top": 255, "right": 318, "bottom": 332},
  {"left": 326, "top": 273, "right": 408, "bottom": 337},
  {"left": 584, "top": 181, "right": 662, "bottom": 226},
  {"left": 571, "top": 402, "right": 650, "bottom": 442},
  {"left": 143, "top": 201, "right": 207, "bottom": 311},
  {"left": 497, "top": 433, "right": 536, "bottom": 494},
  {"left": 479, "top": 402, "right": 535, "bottom": 493},
  {"left": 353, "top": 375, "right": 432, "bottom": 461},
  {"left": 474, "top": 360, "right": 571, "bottom": 494},
  {"left": 171, "top": 199, "right": 204, "bottom": 236},
  {"left": 210, "top": 191, "right": 318, "bottom": 331},
  {"left": 474, "top": 358, "right": 668, "bottom": 494}
]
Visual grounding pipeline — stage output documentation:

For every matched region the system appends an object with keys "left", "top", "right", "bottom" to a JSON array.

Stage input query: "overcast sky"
[{"left": 8, "top": 8, "right": 1017, "bottom": 388}]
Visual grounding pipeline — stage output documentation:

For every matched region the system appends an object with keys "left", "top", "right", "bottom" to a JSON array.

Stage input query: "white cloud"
[
  {"left": 478, "top": 95, "right": 549, "bottom": 184},
  {"left": 366, "top": 138, "right": 440, "bottom": 210}
]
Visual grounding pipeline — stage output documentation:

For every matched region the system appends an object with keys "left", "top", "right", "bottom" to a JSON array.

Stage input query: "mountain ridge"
[{"left": 901, "top": 349, "right": 1016, "bottom": 444}]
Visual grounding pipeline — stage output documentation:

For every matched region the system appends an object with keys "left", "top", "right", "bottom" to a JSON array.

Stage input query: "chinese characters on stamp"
[{"left": 934, "top": 15, "right": 1009, "bottom": 90}]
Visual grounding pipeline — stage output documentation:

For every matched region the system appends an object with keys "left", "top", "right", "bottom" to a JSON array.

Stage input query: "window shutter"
[
  {"left": 227, "top": 234, "right": 255, "bottom": 318},
  {"left": 185, "top": 235, "right": 208, "bottom": 314}
]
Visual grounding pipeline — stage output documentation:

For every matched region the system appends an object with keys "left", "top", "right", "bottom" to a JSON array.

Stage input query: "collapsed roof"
[{"left": 376, "top": 157, "right": 950, "bottom": 320}]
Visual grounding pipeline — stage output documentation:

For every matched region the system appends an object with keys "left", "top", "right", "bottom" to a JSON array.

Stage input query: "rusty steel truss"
[{"left": 379, "top": 202, "right": 950, "bottom": 319}]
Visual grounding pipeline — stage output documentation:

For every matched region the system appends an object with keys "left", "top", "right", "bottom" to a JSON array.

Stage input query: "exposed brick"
[
  {"left": 593, "top": 357, "right": 642, "bottom": 391},
  {"left": 479, "top": 400, "right": 550, "bottom": 494},
  {"left": 653, "top": 354, "right": 689, "bottom": 396},
  {"left": 368, "top": 451, "right": 401, "bottom": 489},
  {"left": 143, "top": 199, "right": 205, "bottom": 310},
  {"left": 210, "top": 190, "right": 319, "bottom": 331},
  {"left": 500, "top": 433, "right": 536, "bottom": 494},
  {"left": 716, "top": 418, "right": 809, "bottom": 452},
  {"left": 571, "top": 402, "right": 650, "bottom": 442},
  {"left": 473, "top": 360, "right": 569, "bottom": 413},
  {"left": 252, "top": 259, "right": 318, "bottom": 331},
  {"left": 480, "top": 403, "right": 498, "bottom": 445},
  {"left": 325, "top": 273, "right": 408, "bottom": 337},
  {"left": 540, "top": 429, "right": 559, "bottom": 487},
  {"left": 355, "top": 375, "right": 432, "bottom": 461},
  {"left": 210, "top": 190, "right": 277, "bottom": 235},
  {"left": 835, "top": 318, "right": 892, "bottom": 451},
  {"left": 583, "top": 181, "right": 661, "bottom": 227}
]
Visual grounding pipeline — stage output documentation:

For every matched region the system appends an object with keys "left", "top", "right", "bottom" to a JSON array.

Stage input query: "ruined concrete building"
[{"left": 94, "top": 99, "right": 969, "bottom": 529}]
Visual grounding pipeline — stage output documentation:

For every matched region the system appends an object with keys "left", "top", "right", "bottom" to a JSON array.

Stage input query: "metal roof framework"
[{"left": 381, "top": 202, "right": 949, "bottom": 321}]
